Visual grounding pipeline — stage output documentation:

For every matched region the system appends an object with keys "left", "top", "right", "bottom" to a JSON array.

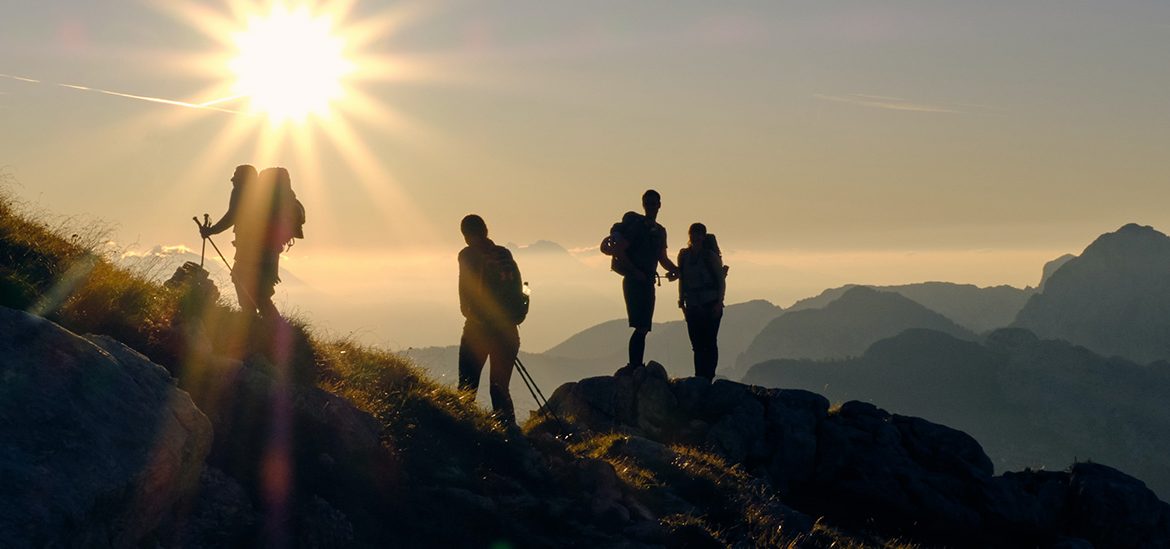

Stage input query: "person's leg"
[
  {"left": 458, "top": 321, "right": 488, "bottom": 395},
  {"left": 684, "top": 308, "right": 704, "bottom": 377},
  {"left": 623, "top": 277, "right": 654, "bottom": 368},
  {"left": 707, "top": 309, "right": 722, "bottom": 378},
  {"left": 256, "top": 251, "right": 281, "bottom": 319},
  {"left": 232, "top": 246, "right": 260, "bottom": 314},
  {"left": 487, "top": 324, "right": 519, "bottom": 424},
  {"left": 629, "top": 327, "right": 648, "bottom": 368}
]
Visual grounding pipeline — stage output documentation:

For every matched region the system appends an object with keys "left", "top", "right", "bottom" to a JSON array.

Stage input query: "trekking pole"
[
  {"left": 193, "top": 216, "right": 260, "bottom": 312},
  {"left": 193, "top": 217, "right": 233, "bottom": 275},
  {"left": 514, "top": 357, "right": 568, "bottom": 429},
  {"left": 193, "top": 216, "right": 208, "bottom": 268}
]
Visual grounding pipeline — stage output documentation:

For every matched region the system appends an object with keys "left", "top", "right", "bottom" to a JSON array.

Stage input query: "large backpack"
[
  {"left": 680, "top": 234, "right": 729, "bottom": 305},
  {"left": 269, "top": 168, "right": 306, "bottom": 249},
  {"left": 481, "top": 245, "right": 529, "bottom": 325},
  {"left": 600, "top": 211, "right": 643, "bottom": 276}
]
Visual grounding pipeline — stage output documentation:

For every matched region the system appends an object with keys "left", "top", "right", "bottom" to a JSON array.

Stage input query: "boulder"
[
  {"left": 705, "top": 397, "right": 766, "bottom": 464},
  {"left": 0, "top": 307, "right": 212, "bottom": 547},
  {"left": 805, "top": 401, "right": 992, "bottom": 540},
  {"left": 763, "top": 389, "right": 828, "bottom": 495}
]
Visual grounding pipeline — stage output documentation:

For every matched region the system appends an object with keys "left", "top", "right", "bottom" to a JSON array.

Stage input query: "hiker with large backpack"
[
  {"left": 677, "top": 223, "right": 727, "bottom": 380},
  {"left": 200, "top": 165, "right": 305, "bottom": 318},
  {"left": 602, "top": 190, "right": 678, "bottom": 376},
  {"left": 457, "top": 214, "right": 527, "bottom": 425}
]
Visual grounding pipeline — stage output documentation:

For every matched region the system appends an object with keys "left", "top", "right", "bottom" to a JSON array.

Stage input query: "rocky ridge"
[{"left": 541, "top": 363, "right": 1170, "bottom": 548}]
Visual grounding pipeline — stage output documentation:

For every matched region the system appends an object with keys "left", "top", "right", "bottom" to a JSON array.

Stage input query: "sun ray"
[
  {"left": 318, "top": 115, "right": 438, "bottom": 245},
  {"left": 162, "top": 0, "right": 239, "bottom": 48},
  {"left": 134, "top": 0, "right": 475, "bottom": 254}
]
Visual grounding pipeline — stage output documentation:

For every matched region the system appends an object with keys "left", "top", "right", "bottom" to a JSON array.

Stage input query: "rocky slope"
[{"left": 543, "top": 364, "right": 1170, "bottom": 547}]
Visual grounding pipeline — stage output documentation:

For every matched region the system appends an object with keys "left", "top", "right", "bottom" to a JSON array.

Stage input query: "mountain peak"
[
  {"left": 1013, "top": 223, "right": 1170, "bottom": 363},
  {"left": 507, "top": 240, "right": 569, "bottom": 255},
  {"left": 739, "top": 286, "right": 974, "bottom": 365},
  {"left": 1084, "top": 223, "right": 1170, "bottom": 256}
]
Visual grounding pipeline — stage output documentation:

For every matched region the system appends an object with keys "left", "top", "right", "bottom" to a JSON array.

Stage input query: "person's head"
[
  {"left": 460, "top": 214, "right": 488, "bottom": 245},
  {"left": 642, "top": 189, "right": 661, "bottom": 220},
  {"left": 231, "top": 164, "right": 257, "bottom": 187},
  {"left": 688, "top": 222, "right": 708, "bottom": 249}
]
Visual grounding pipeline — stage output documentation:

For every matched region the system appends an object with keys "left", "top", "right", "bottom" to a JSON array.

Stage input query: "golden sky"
[{"left": 3, "top": 0, "right": 1167, "bottom": 347}]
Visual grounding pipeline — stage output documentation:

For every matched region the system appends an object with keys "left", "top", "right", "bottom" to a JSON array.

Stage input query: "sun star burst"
[{"left": 229, "top": 5, "right": 354, "bottom": 123}]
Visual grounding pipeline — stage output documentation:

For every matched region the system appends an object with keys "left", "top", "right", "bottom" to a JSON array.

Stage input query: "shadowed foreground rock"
[
  {"left": 541, "top": 363, "right": 1170, "bottom": 547},
  {"left": 0, "top": 307, "right": 212, "bottom": 547}
]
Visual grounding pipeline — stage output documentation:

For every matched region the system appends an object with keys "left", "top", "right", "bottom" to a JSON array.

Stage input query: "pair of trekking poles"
[
  {"left": 513, "top": 356, "right": 567, "bottom": 429},
  {"left": 192, "top": 214, "right": 259, "bottom": 309}
]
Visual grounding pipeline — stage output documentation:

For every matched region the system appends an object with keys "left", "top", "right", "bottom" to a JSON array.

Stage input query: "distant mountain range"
[
  {"left": 786, "top": 282, "right": 1034, "bottom": 334},
  {"left": 1013, "top": 223, "right": 1170, "bottom": 364},
  {"left": 734, "top": 286, "right": 977, "bottom": 375},
  {"left": 743, "top": 327, "right": 1170, "bottom": 500}
]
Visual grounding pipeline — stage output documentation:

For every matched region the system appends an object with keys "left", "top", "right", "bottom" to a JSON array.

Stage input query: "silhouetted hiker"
[
  {"left": 457, "top": 214, "right": 525, "bottom": 425},
  {"left": 604, "top": 190, "right": 678, "bottom": 376},
  {"left": 201, "top": 165, "right": 304, "bottom": 319},
  {"left": 678, "top": 223, "right": 727, "bottom": 380}
]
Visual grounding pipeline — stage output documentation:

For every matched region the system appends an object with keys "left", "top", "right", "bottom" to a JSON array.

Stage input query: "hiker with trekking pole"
[
  {"left": 456, "top": 214, "right": 534, "bottom": 426},
  {"left": 197, "top": 164, "right": 305, "bottom": 319}
]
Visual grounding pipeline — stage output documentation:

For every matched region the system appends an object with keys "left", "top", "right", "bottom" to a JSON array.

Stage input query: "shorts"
[{"left": 623, "top": 277, "right": 655, "bottom": 330}]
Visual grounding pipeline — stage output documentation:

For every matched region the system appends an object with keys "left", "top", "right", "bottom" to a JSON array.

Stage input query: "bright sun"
[{"left": 229, "top": 5, "right": 353, "bottom": 122}]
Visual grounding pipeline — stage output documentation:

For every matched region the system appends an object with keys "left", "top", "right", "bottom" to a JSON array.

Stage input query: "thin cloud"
[
  {"left": 121, "top": 244, "right": 196, "bottom": 259},
  {"left": 814, "top": 93, "right": 971, "bottom": 114},
  {"left": 1, "top": 73, "right": 248, "bottom": 115},
  {"left": 57, "top": 83, "right": 248, "bottom": 114},
  {"left": 0, "top": 73, "right": 41, "bottom": 83}
]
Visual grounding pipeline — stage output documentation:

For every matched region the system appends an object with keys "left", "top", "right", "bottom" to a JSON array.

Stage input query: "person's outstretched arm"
[
  {"left": 202, "top": 187, "right": 240, "bottom": 236},
  {"left": 659, "top": 247, "right": 678, "bottom": 281}
]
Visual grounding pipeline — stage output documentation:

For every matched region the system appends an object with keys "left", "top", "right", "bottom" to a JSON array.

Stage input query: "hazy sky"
[{"left": 3, "top": 1, "right": 1168, "bottom": 348}]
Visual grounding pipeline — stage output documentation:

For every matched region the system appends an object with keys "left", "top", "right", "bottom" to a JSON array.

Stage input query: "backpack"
[
  {"left": 269, "top": 168, "right": 306, "bottom": 249},
  {"left": 481, "top": 245, "right": 529, "bottom": 325},
  {"left": 680, "top": 248, "right": 718, "bottom": 292},
  {"left": 600, "top": 211, "right": 643, "bottom": 276},
  {"left": 680, "top": 234, "right": 730, "bottom": 305}
]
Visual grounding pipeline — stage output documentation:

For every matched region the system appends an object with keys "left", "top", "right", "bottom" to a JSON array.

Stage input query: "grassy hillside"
[{"left": 1, "top": 183, "right": 902, "bottom": 547}]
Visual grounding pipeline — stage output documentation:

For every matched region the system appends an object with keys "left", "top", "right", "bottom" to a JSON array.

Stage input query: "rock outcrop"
[
  {"left": 0, "top": 307, "right": 212, "bottom": 547},
  {"left": 542, "top": 364, "right": 1170, "bottom": 547}
]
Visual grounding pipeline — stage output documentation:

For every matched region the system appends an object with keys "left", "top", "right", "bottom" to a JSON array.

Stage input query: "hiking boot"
[{"left": 614, "top": 363, "right": 643, "bottom": 377}]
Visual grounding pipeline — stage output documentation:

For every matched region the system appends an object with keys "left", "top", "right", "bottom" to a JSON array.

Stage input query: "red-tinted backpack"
[{"left": 482, "top": 245, "right": 529, "bottom": 325}]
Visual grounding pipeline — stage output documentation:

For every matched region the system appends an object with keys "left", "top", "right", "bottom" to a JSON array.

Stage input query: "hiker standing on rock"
[
  {"left": 201, "top": 165, "right": 303, "bottom": 319},
  {"left": 605, "top": 190, "right": 678, "bottom": 376},
  {"left": 678, "top": 223, "right": 727, "bottom": 380},
  {"left": 457, "top": 214, "right": 527, "bottom": 425}
]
